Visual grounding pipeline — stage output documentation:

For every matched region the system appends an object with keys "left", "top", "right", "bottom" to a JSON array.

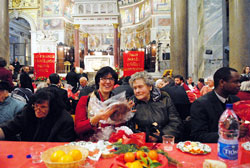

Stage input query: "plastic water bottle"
[{"left": 218, "top": 104, "right": 239, "bottom": 166}]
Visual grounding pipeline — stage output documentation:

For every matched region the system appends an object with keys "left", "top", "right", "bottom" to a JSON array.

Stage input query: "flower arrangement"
[
  {"left": 33, "top": 76, "right": 47, "bottom": 82},
  {"left": 60, "top": 76, "right": 66, "bottom": 81},
  {"left": 114, "top": 65, "right": 123, "bottom": 79},
  {"left": 114, "top": 65, "right": 120, "bottom": 74}
]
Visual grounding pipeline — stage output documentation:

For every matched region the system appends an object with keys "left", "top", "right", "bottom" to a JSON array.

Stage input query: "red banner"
[
  {"left": 123, "top": 51, "right": 144, "bottom": 76},
  {"left": 34, "top": 53, "right": 55, "bottom": 79}
]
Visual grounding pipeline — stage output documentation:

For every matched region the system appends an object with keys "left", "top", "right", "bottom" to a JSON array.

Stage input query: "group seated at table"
[{"left": 0, "top": 66, "right": 249, "bottom": 143}]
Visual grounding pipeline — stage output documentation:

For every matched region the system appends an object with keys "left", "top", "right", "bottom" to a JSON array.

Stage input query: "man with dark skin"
[{"left": 190, "top": 67, "right": 248, "bottom": 143}]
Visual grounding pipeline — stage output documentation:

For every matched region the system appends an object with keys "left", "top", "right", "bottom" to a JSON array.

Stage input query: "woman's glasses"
[
  {"left": 100, "top": 77, "right": 115, "bottom": 82},
  {"left": 33, "top": 104, "right": 49, "bottom": 110}
]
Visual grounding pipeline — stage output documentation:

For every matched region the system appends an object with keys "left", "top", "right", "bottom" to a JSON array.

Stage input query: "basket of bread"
[{"left": 41, "top": 145, "right": 88, "bottom": 168}]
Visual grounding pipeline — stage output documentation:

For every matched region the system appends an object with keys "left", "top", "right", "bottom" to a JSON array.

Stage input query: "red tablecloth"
[{"left": 0, "top": 141, "right": 246, "bottom": 168}]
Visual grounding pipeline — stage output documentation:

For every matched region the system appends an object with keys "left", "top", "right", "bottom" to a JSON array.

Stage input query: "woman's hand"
[
  {"left": 90, "top": 107, "right": 118, "bottom": 126},
  {"left": 239, "top": 124, "right": 249, "bottom": 137},
  {"left": 128, "top": 100, "right": 136, "bottom": 113}
]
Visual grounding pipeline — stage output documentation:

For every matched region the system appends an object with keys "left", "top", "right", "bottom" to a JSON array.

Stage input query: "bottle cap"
[
  {"left": 7, "top": 154, "right": 13, "bottom": 158},
  {"left": 226, "top": 103, "right": 233, "bottom": 109}
]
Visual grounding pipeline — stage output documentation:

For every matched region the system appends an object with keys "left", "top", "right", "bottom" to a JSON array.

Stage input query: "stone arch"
[
  {"left": 9, "top": 11, "right": 37, "bottom": 66},
  {"left": 9, "top": 11, "right": 36, "bottom": 31}
]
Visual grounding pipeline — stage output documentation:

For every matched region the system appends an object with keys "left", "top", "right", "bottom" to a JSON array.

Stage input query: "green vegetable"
[
  {"left": 112, "top": 142, "right": 138, "bottom": 154},
  {"left": 147, "top": 157, "right": 162, "bottom": 168}
]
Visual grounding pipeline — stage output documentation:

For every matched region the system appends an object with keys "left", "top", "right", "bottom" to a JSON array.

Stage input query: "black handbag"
[{"left": 145, "top": 122, "right": 163, "bottom": 143}]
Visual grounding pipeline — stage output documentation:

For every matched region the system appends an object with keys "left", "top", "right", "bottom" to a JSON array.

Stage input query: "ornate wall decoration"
[
  {"left": 43, "top": 19, "right": 64, "bottom": 30},
  {"left": 43, "top": 0, "right": 60, "bottom": 17},
  {"left": 10, "top": 0, "right": 39, "bottom": 9},
  {"left": 121, "top": 8, "right": 133, "bottom": 24},
  {"left": 89, "top": 35, "right": 101, "bottom": 49},
  {"left": 101, "top": 34, "right": 114, "bottom": 45},
  {"left": 122, "top": 19, "right": 152, "bottom": 49},
  {"left": 61, "top": 0, "right": 73, "bottom": 19},
  {"left": 158, "top": 18, "right": 170, "bottom": 26},
  {"left": 153, "top": 0, "right": 170, "bottom": 13},
  {"left": 65, "top": 23, "right": 74, "bottom": 46}
]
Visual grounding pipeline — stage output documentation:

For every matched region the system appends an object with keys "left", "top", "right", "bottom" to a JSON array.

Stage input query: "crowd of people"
[{"left": 0, "top": 56, "right": 249, "bottom": 143}]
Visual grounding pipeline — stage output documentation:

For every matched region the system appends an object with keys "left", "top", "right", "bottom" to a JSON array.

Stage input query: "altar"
[{"left": 84, "top": 53, "right": 114, "bottom": 71}]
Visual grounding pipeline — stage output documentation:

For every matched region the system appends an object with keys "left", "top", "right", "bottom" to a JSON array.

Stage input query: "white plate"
[
  {"left": 242, "top": 141, "right": 250, "bottom": 151},
  {"left": 176, "top": 141, "right": 211, "bottom": 155},
  {"left": 66, "top": 140, "right": 113, "bottom": 161}
]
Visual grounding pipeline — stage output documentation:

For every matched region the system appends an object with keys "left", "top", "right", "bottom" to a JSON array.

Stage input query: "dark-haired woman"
[
  {"left": 241, "top": 66, "right": 250, "bottom": 80},
  {"left": 0, "top": 87, "right": 76, "bottom": 142},
  {"left": 75, "top": 66, "right": 134, "bottom": 141}
]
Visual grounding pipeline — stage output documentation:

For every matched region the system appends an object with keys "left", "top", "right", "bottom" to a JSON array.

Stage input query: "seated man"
[
  {"left": 79, "top": 76, "right": 88, "bottom": 90},
  {"left": 190, "top": 67, "right": 248, "bottom": 143},
  {"left": 48, "top": 73, "right": 71, "bottom": 112},
  {"left": 0, "top": 80, "right": 25, "bottom": 125}
]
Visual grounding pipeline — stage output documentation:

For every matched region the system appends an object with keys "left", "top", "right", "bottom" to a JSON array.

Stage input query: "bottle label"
[{"left": 218, "top": 141, "right": 238, "bottom": 160}]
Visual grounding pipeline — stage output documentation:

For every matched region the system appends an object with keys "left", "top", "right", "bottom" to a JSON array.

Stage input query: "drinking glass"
[
  {"left": 162, "top": 135, "right": 175, "bottom": 151},
  {"left": 30, "top": 144, "right": 45, "bottom": 163}
]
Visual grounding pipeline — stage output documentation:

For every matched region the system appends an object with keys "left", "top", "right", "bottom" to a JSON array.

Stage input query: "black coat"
[
  {"left": 113, "top": 84, "right": 134, "bottom": 99},
  {"left": 20, "top": 72, "right": 34, "bottom": 93},
  {"left": 79, "top": 85, "right": 95, "bottom": 99},
  {"left": 128, "top": 91, "right": 183, "bottom": 142},
  {"left": 161, "top": 85, "right": 190, "bottom": 120},
  {"left": 66, "top": 71, "right": 78, "bottom": 88},
  {"left": 48, "top": 85, "right": 71, "bottom": 112},
  {"left": 1, "top": 105, "right": 76, "bottom": 142},
  {"left": 190, "top": 90, "right": 240, "bottom": 143}
]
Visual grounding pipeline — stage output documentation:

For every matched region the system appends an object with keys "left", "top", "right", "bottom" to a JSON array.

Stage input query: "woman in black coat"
[
  {"left": 128, "top": 71, "right": 183, "bottom": 142},
  {"left": 0, "top": 87, "right": 76, "bottom": 142}
]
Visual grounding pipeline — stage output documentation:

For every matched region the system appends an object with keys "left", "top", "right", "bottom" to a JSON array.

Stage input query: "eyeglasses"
[
  {"left": 33, "top": 104, "right": 49, "bottom": 110},
  {"left": 100, "top": 77, "right": 115, "bottom": 82}
]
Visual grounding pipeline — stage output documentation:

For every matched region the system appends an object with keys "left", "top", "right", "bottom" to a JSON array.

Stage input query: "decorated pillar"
[
  {"left": 229, "top": 0, "right": 250, "bottom": 71},
  {"left": 118, "top": 32, "right": 121, "bottom": 67},
  {"left": 83, "top": 33, "right": 89, "bottom": 56},
  {"left": 0, "top": 0, "right": 9, "bottom": 64},
  {"left": 113, "top": 23, "right": 119, "bottom": 67},
  {"left": 170, "top": 0, "right": 187, "bottom": 77},
  {"left": 74, "top": 24, "right": 80, "bottom": 67}
]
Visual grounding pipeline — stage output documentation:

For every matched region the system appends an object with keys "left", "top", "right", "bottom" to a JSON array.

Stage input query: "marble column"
[
  {"left": 170, "top": 0, "right": 187, "bottom": 77},
  {"left": 113, "top": 23, "right": 119, "bottom": 67},
  {"left": 229, "top": 0, "right": 250, "bottom": 71},
  {"left": 0, "top": 0, "right": 10, "bottom": 64},
  {"left": 83, "top": 33, "right": 89, "bottom": 56},
  {"left": 118, "top": 32, "right": 121, "bottom": 67},
  {"left": 74, "top": 24, "right": 80, "bottom": 67}
]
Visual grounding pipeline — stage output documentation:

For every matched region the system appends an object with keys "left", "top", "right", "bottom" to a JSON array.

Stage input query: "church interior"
[{"left": 1, "top": 0, "right": 249, "bottom": 81}]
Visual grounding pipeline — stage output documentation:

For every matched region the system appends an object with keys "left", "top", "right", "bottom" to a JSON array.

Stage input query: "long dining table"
[{"left": 0, "top": 141, "right": 249, "bottom": 168}]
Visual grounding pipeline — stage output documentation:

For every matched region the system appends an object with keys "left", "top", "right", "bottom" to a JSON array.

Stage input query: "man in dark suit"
[
  {"left": 48, "top": 73, "right": 71, "bottom": 112},
  {"left": 20, "top": 66, "right": 34, "bottom": 93},
  {"left": 190, "top": 67, "right": 248, "bottom": 143}
]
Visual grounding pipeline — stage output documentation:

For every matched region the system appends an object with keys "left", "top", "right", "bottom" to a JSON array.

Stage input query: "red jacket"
[
  {"left": 0, "top": 67, "right": 14, "bottom": 89},
  {"left": 75, "top": 95, "right": 93, "bottom": 136}
]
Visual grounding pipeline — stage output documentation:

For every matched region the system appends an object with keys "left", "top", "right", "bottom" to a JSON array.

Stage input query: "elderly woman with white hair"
[
  {"left": 127, "top": 71, "right": 183, "bottom": 142},
  {"left": 200, "top": 76, "right": 214, "bottom": 96},
  {"left": 236, "top": 80, "right": 250, "bottom": 100},
  {"left": 155, "top": 79, "right": 166, "bottom": 88}
]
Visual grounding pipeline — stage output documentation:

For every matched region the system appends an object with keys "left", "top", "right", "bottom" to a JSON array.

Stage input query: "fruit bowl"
[
  {"left": 115, "top": 153, "right": 168, "bottom": 168},
  {"left": 41, "top": 145, "right": 88, "bottom": 168}
]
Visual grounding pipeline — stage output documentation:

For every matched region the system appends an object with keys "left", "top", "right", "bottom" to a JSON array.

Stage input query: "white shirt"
[{"left": 214, "top": 90, "right": 228, "bottom": 104}]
